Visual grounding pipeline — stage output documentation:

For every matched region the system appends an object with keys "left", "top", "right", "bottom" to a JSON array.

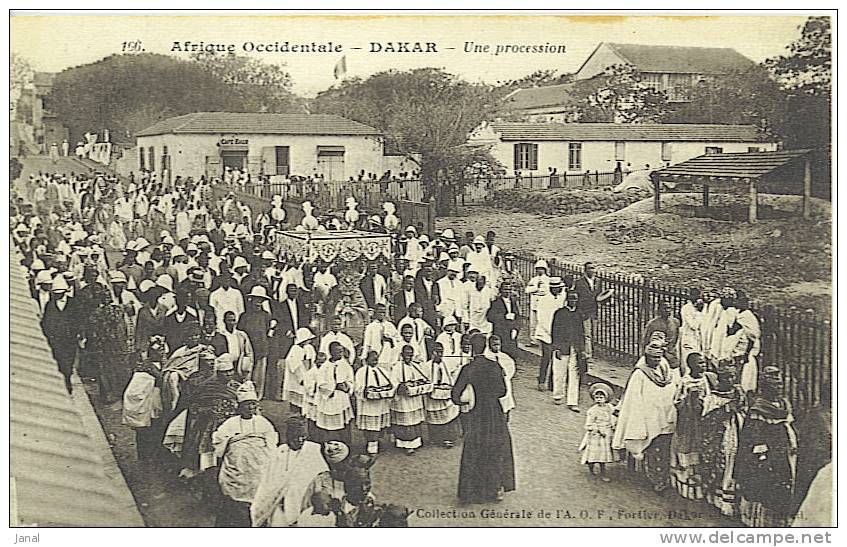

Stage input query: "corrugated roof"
[
  {"left": 490, "top": 123, "right": 763, "bottom": 142},
  {"left": 10, "top": 248, "right": 144, "bottom": 527},
  {"left": 652, "top": 149, "right": 812, "bottom": 179},
  {"left": 607, "top": 43, "right": 754, "bottom": 74},
  {"left": 500, "top": 83, "right": 575, "bottom": 112},
  {"left": 136, "top": 112, "right": 382, "bottom": 137}
]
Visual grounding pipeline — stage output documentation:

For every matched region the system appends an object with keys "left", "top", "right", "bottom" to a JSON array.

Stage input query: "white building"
[
  {"left": 124, "top": 112, "right": 414, "bottom": 181},
  {"left": 468, "top": 122, "right": 778, "bottom": 175}
]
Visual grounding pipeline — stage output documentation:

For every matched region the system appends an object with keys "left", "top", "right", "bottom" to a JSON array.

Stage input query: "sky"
[{"left": 11, "top": 13, "right": 811, "bottom": 97}]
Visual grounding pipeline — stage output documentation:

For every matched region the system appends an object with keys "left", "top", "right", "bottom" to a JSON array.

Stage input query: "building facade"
[
  {"left": 127, "top": 112, "right": 409, "bottom": 181},
  {"left": 468, "top": 122, "right": 778, "bottom": 175},
  {"left": 574, "top": 43, "right": 754, "bottom": 102}
]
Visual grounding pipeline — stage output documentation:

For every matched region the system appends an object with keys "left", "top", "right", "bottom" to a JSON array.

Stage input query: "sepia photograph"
[{"left": 7, "top": 10, "right": 834, "bottom": 533}]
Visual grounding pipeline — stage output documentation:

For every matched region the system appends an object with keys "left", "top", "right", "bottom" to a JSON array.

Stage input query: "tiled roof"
[
  {"left": 32, "top": 72, "right": 56, "bottom": 87},
  {"left": 607, "top": 43, "right": 754, "bottom": 75},
  {"left": 136, "top": 112, "right": 381, "bottom": 137},
  {"left": 652, "top": 149, "right": 813, "bottom": 179},
  {"left": 10, "top": 246, "right": 144, "bottom": 527},
  {"left": 490, "top": 123, "right": 763, "bottom": 142},
  {"left": 500, "top": 83, "right": 575, "bottom": 112}
]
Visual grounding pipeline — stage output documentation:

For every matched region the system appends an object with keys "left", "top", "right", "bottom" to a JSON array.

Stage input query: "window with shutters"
[
  {"left": 661, "top": 142, "right": 672, "bottom": 162},
  {"left": 705, "top": 146, "right": 723, "bottom": 155},
  {"left": 568, "top": 142, "right": 582, "bottom": 170},
  {"left": 139, "top": 147, "right": 146, "bottom": 170},
  {"left": 513, "top": 143, "right": 538, "bottom": 171},
  {"left": 615, "top": 141, "right": 626, "bottom": 161},
  {"left": 148, "top": 147, "right": 155, "bottom": 171}
]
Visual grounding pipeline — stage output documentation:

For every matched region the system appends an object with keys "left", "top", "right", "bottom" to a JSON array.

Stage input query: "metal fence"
[
  {"left": 507, "top": 252, "right": 831, "bottom": 414},
  {"left": 232, "top": 172, "right": 623, "bottom": 209},
  {"left": 213, "top": 181, "right": 831, "bottom": 414},
  {"left": 235, "top": 179, "right": 424, "bottom": 211},
  {"left": 213, "top": 182, "right": 437, "bottom": 236},
  {"left": 457, "top": 171, "right": 622, "bottom": 205}
]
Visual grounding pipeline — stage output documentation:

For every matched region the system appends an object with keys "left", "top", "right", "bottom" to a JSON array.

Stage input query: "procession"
[
  {"left": 9, "top": 162, "right": 824, "bottom": 528},
  {"left": 9, "top": 12, "right": 833, "bottom": 533}
]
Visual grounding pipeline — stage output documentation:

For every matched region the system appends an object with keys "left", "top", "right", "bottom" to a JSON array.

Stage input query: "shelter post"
[
  {"left": 652, "top": 173, "right": 661, "bottom": 213},
  {"left": 703, "top": 182, "right": 710, "bottom": 209},
  {"left": 748, "top": 178, "right": 758, "bottom": 223},
  {"left": 803, "top": 158, "right": 812, "bottom": 219}
]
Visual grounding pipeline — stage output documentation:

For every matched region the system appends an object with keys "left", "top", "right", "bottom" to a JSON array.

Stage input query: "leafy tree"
[
  {"left": 766, "top": 16, "right": 831, "bottom": 98},
  {"left": 567, "top": 64, "right": 670, "bottom": 123},
  {"left": 765, "top": 16, "right": 831, "bottom": 153},
  {"left": 48, "top": 53, "right": 245, "bottom": 143},
  {"left": 311, "top": 68, "right": 503, "bottom": 212},
  {"left": 189, "top": 51, "right": 304, "bottom": 113},
  {"left": 663, "top": 66, "right": 788, "bottom": 140},
  {"left": 11, "top": 53, "right": 33, "bottom": 120}
]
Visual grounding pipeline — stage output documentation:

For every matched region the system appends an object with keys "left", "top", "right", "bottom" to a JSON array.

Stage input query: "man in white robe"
[
  {"left": 251, "top": 417, "right": 329, "bottom": 527},
  {"left": 213, "top": 382, "right": 279, "bottom": 527}
]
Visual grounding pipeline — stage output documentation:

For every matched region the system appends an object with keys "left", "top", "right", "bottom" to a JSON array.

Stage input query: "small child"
[
  {"left": 296, "top": 492, "right": 336, "bottom": 527},
  {"left": 579, "top": 383, "right": 617, "bottom": 482}
]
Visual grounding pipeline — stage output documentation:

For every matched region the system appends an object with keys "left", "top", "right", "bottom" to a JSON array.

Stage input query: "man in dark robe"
[
  {"left": 41, "top": 276, "right": 78, "bottom": 393},
  {"left": 486, "top": 281, "right": 521, "bottom": 356},
  {"left": 414, "top": 263, "right": 441, "bottom": 328},
  {"left": 450, "top": 333, "right": 516, "bottom": 503}
]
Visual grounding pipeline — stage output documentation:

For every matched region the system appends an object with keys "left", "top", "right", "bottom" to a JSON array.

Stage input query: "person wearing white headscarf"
[{"left": 213, "top": 381, "right": 279, "bottom": 527}]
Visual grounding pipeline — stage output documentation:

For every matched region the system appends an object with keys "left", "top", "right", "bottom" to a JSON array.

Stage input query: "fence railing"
[
  {"left": 214, "top": 181, "right": 830, "bottom": 414},
  {"left": 507, "top": 251, "right": 831, "bottom": 414},
  {"left": 231, "top": 172, "right": 623, "bottom": 210},
  {"left": 233, "top": 179, "right": 425, "bottom": 211}
]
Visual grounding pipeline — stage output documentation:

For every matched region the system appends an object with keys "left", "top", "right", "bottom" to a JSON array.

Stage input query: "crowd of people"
[
  {"left": 13, "top": 167, "right": 823, "bottom": 528},
  {"left": 13, "top": 169, "right": 519, "bottom": 527}
]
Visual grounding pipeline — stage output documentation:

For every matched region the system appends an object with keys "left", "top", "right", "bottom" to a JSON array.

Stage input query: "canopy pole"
[
  {"left": 652, "top": 174, "right": 661, "bottom": 213},
  {"left": 749, "top": 179, "right": 758, "bottom": 223},
  {"left": 703, "top": 182, "right": 710, "bottom": 209},
  {"left": 803, "top": 158, "right": 812, "bottom": 219}
]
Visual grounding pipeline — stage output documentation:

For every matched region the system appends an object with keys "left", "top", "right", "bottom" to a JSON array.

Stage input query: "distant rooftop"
[
  {"left": 489, "top": 123, "right": 766, "bottom": 142},
  {"left": 500, "top": 83, "right": 575, "bottom": 112},
  {"left": 586, "top": 43, "right": 754, "bottom": 75},
  {"left": 137, "top": 112, "right": 382, "bottom": 137}
]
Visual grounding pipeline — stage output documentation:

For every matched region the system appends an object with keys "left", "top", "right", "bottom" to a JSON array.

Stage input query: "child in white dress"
[{"left": 579, "top": 383, "right": 617, "bottom": 482}]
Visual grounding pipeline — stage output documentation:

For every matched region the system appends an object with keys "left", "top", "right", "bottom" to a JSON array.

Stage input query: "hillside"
[{"left": 438, "top": 193, "right": 832, "bottom": 317}]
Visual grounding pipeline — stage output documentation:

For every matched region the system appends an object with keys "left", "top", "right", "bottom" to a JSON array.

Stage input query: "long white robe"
[
  {"left": 612, "top": 362, "right": 679, "bottom": 456},
  {"left": 250, "top": 441, "right": 328, "bottom": 527},
  {"left": 212, "top": 415, "right": 279, "bottom": 503},
  {"left": 679, "top": 302, "right": 703, "bottom": 364}
]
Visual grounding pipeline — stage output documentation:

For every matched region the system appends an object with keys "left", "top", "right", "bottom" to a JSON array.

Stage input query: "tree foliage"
[
  {"left": 189, "top": 51, "right": 303, "bottom": 113},
  {"left": 766, "top": 16, "right": 831, "bottom": 97},
  {"left": 567, "top": 64, "right": 670, "bottom": 123},
  {"left": 48, "top": 54, "right": 244, "bottom": 143},
  {"left": 11, "top": 53, "right": 33, "bottom": 120},
  {"left": 663, "top": 66, "right": 788, "bottom": 140},
  {"left": 311, "top": 68, "right": 503, "bottom": 191}
]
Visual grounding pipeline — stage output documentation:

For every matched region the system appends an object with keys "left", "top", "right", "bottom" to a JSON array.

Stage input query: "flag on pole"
[{"left": 333, "top": 55, "right": 347, "bottom": 80}]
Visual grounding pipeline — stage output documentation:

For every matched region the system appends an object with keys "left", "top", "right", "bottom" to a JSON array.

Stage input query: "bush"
[{"left": 491, "top": 187, "right": 650, "bottom": 215}]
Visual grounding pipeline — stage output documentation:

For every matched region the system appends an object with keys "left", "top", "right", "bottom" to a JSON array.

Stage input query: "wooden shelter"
[{"left": 650, "top": 149, "right": 815, "bottom": 223}]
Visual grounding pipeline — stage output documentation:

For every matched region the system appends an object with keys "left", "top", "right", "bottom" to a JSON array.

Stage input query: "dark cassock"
[
  {"left": 450, "top": 335, "right": 516, "bottom": 503},
  {"left": 41, "top": 293, "right": 79, "bottom": 393}
]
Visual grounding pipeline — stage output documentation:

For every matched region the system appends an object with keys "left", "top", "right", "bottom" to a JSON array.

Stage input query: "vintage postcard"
[{"left": 8, "top": 10, "right": 834, "bottom": 533}]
